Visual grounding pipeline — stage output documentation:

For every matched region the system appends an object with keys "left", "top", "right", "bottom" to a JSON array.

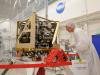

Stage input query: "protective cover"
[{"left": 0, "top": 0, "right": 45, "bottom": 75}]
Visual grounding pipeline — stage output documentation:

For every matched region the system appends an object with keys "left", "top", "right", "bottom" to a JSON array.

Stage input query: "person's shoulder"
[
  {"left": 75, "top": 28, "right": 88, "bottom": 35},
  {"left": 75, "top": 28, "right": 83, "bottom": 32}
]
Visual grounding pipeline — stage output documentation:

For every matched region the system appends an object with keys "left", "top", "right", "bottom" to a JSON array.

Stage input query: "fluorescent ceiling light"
[{"left": 28, "top": 0, "right": 31, "bottom": 2}]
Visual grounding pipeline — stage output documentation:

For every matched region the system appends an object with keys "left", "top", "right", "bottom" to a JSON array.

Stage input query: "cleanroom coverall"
[{"left": 70, "top": 28, "right": 100, "bottom": 75}]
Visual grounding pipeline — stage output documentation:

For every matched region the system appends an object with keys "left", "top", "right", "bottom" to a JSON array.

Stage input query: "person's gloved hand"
[{"left": 68, "top": 44, "right": 76, "bottom": 49}]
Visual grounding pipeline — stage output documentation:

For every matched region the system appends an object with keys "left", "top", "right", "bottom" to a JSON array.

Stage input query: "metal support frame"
[{"left": 45, "top": 0, "right": 48, "bottom": 20}]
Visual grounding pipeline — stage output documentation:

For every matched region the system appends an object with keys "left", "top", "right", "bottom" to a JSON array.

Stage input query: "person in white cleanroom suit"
[{"left": 65, "top": 22, "right": 100, "bottom": 75}]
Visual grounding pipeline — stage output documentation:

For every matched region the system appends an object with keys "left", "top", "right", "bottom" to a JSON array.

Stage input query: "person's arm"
[{"left": 75, "top": 30, "right": 90, "bottom": 51}]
